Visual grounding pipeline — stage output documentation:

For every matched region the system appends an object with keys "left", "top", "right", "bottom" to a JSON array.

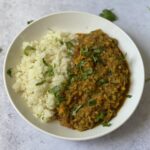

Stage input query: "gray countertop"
[{"left": 0, "top": 0, "right": 150, "bottom": 150}]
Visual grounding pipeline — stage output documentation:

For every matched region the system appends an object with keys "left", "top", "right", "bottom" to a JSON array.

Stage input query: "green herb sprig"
[
  {"left": 36, "top": 80, "right": 45, "bottom": 86},
  {"left": 99, "top": 9, "right": 118, "bottom": 22},
  {"left": 49, "top": 85, "right": 64, "bottom": 105},
  {"left": 42, "top": 58, "right": 54, "bottom": 76},
  {"left": 96, "top": 112, "right": 105, "bottom": 122},
  {"left": 88, "top": 99, "right": 96, "bottom": 106},
  {"left": 82, "top": 68, "right": 93, "bottom": 80},
  {"left": 102, "top": 122, "right": 112, "bottom": 127},
  {"left": 118, "top": 53, "right": 127, "bottom": 61},
  {"left": 126, "top": 95, "right": 132, "bottom": 98},
  {"left": 71, "top": 104, "right": 83, "bottom": 116},
  {"left": 24, "top": 45, "right": 36, "bottom": 56},
  {"left": 7, "top": 68, "right": 12, "bottom": 77},
  {"left": 77, "top": 60, "right": 86, "bottom": 71},
  {"left": 97, "top": 79, "right": 108, "bottom": 86}
]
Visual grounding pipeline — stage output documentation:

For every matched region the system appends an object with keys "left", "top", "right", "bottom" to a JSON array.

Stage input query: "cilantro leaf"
[
  {"left": 36, "top": 80, "right": 45, "bottom": 86},
  {"left": 7, "top": 68, "right": 12, "bottom": 77},
  {"left": 102, "top": 122, "right": 112, "bottom": 127},
  {"left": 99, "top": 9, "right": 118, "bottom": 22},
  {"left": 126, "top": 95, "right": 132, "bottom": 98},
  {"left": 24, "top": 45, "right": 36, "bottom": 56},
  {"left": 71, "top": 104, "right": 83, "bottom": 116},
  {"left": 96, "top": 112, "right": 105, "bottom": 122},
  {"left": 88, "top": 99, "right": 96, "bottom": 106}
]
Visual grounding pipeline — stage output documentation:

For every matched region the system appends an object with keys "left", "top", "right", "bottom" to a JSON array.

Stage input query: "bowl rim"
[{"left": 3, "top": 11, "right": 145, "bottom": 141}]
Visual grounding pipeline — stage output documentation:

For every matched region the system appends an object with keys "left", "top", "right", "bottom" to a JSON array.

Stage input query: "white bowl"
[{"left": 3, "top": 11, "right": 145, "bottom": 141}]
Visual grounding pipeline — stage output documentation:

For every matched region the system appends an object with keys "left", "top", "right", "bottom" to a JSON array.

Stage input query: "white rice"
[{"left": 13, "top": 30, "right": 75, "bottom": 122}]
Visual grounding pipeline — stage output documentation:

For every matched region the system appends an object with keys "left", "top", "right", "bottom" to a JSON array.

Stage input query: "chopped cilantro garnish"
[
  {"left": 43, "top": 58, "right": 54, "bottom": 77},
  {"left": 7, "top": 68, "right": 12, "bottom": 77},
  {"left": 47, "top": 65, "right": 54, "bottom": 76},
  {"left": 50, "top": 86, "right": 61, "bottom": 95},
  {"left": 77, "top": 60, "right": 86, "bottom": 71},
  {"left": 50, "top": 85, "right": 64, "bottom": 105},
  {"left": 93, "top": 48, "right": 104, "bottom": 54},
  {"left": 118, "top": 53, "right": 127, "bottom": 61},
  {"left": 44, "top": 65, "right": 54, "bottom": 77},
  {"left": 36, "top": 80, "right": 45, "bottom": 86},
  {"left": 96, "top": 112, "right": 105, "bottom": 122},
  {"left": 66, "top": 49, "right": 73, "bottom": 56},
  {"left": 92, "top": 55, "right": 98, "bottom": 63},
  {"left": 80, "top": 47, "right": 89, "bottom": 56},
  {"left": 102, "top": 122, "right": 112, "bottom": 127},
  {"left": 82, "top": 74, "right": 88, "bottom": 80},
  {"left": 71, "top": 104, "right": 83, "bottom": 116},
  {"left": 59, "top": 40, "right": 64, "bottom": 45},
  {"left": 88, "top": 99, "right": 96, "bottom": 106},
  {"left": 82, "top": 68, "right": 93, "bottom": 80},
  {"left": 99, "top": 9, "right": 118, "bottom": 22},
  {"left": 91, "top": 47, "right": 104, "bottom": 63},
  {"left": 42, "top": 58, "right": 49, "bottom": 66},
  {"left": 24, "top": 45, "right": 36, "bottom": 56},
  {"left": 65, "top": 41, "right": 74, "bottom": 56},
  {"left": 126, "top": 95, "right": 132, "bottom": 98},
  {"left": 97, "top": 79, "right": 108, "bottom": 86},
  {"left": 85, "top": 68, "right": 93, "bottom": 75},
  {"left": 65, "top": 41, "right": 74, "bottom": 49}
]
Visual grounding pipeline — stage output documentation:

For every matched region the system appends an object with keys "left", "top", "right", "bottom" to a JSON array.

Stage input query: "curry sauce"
[{"left": 57, "top": 29, "right": 130, "bottom": 131}]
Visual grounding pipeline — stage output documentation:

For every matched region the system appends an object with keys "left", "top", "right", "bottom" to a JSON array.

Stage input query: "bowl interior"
[{"left": 4, "top": 12, "right": 144, "bottom": 140}]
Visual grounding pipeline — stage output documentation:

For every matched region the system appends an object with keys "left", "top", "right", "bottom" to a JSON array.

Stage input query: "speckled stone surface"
[{"left": 0, "top": 0, "right": 150, "bottom": 149}]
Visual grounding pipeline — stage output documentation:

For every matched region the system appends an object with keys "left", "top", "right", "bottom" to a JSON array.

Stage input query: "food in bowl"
[
  {"left": 12, "top": 29, "right": 130, "bottom": 131},
  {"left": 12, "top": 30, "right": 75, "bottom": 122}
]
